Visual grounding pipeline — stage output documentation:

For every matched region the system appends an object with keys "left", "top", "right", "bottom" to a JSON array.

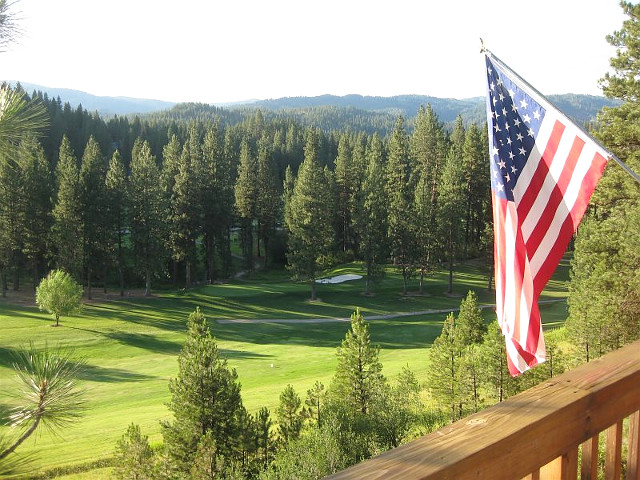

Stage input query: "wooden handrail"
[{"left": 327, "top": 339, "right": 640, "bottom": 480}]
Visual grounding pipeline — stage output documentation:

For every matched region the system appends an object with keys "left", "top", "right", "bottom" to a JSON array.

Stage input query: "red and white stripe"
[{"left": 493, "top": 112, "right": 608, "bottom": 375}]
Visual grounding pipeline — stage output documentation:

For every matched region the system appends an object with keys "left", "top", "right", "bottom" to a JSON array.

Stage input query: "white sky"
[{"left": 1, "top": 0, "right": 627, "bottom": 104}]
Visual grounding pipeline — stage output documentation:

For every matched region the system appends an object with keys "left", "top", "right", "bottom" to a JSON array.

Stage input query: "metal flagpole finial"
[{"left": 480, "top": 38, "right": 486, "bottom": 53}]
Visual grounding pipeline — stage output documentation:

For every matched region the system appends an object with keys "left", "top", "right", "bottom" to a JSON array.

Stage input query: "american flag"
[{"left": 484, "top": 52, "right": 609, "bottom": 375}]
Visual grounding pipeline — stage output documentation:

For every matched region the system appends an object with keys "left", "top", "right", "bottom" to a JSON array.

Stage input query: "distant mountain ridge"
[
  {"left": 11, "top": 82, "right": 177, "bottom": 116},
  {"left": 239, "top": 93, "right": 620, "bottom": 126},
  {"left": 9, "top": 82, "right": 619, "bottom": 129}
]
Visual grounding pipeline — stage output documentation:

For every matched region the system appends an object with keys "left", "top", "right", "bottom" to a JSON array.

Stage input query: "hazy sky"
[{"left": 1, "top": 0, "right": 627, "bottom": 104}]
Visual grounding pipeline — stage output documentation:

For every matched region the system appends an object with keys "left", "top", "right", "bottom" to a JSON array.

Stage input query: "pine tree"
[
  {"left": 105, "top": 150, "right": 127, "bottom": 296},
  {"left": 162, "top": 308, "right": 244, "bottom": 473},
  {"left": 235, "top": 137, "right": 258, "bottom": 270},
  {"left": 428, "top": 313, "right": 462, "bottom": 422},
  {"left": 355, "top": 133, "right": 388, "bottom": 295},
  {"left": 169, "top": 131, "right": 200, "bottom": 288},
  {"left": 436, "top": 147, "right": 465, "bottom": 293},
  {"left": 456, "top": 290, "right": 486, "bottom": 347},
  {"left": 461, "top": 123, "right": 489, "bottom": 256},
  {"left": 285, "top": 129, "right": 334, "bottom": 300},
  {"left": 78, "top": 136, "right": 107, "bottom": 299},
  {"left": 51, "top": 136, "right": 83, "bottom": 279},
  {"left": 256, "top": 134, "right": 280, "bottom": 268},
  {"left": 18, "top": 137, "right": 53, "bottom": 289},
  {"left": 0, "top": 146, "right": 25, "bottom": 291},
  {"left": 276, "top": 384, "right": 304, "bottom": 444},
  {"left": 128, "top": 138, "right": 165, "bottom": 296},
  {"left": 385, "top": 117, "right": 416, "bottom": 294},
  {"left": 201, "top": 124, "right": 230, "bottom": 283},
  {"left": 331, "top": 308, "right": 384, "bottom": 415},
  {"left": 411, "top": 105, "right": 447, "bottom": 292},
  {"left": 566, "top": 2, "right": 640, "bottom": 360}
]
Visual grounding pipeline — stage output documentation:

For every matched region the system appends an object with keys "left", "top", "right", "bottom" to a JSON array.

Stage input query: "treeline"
[{"left": 2, "top": 86, "right": 491, "bottom": 297}]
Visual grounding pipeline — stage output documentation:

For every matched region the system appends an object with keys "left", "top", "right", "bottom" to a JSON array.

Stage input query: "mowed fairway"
[{"left": 0, "top": 260, "right": 570, "bottom": 478}]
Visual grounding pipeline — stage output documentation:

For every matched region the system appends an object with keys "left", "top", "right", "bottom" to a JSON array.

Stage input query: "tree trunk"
[
  {"left": 206, "top": 234, "right": 216, "bottom": 284},
  {"left": 0, "top": 410, "right": 41, "bottom": 460},
  {"left": 448, "top": 255, "right": 454, "bottom": 294},
  {"left": 185, "top": 259, "right": 191, "bottom": 289},
  {"left": 419, "top": 269, "right": 424, "bottom": 295},
  {"left": 87, "top": 267, "right": 92, "bottom": 300},
  {"left": 145, "top": 269, "right": 151, "bottom": 296},
  {"left": 311, "top": 279, "right": 317, "bottom": 301}
]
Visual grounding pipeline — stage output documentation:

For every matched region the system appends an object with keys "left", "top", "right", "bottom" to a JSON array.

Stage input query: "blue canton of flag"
[{"left": 486, "top": 58, "right": 546, "bottom": 202}]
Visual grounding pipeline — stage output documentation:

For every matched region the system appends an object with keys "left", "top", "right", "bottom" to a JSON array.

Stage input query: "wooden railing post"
[
  {"left": 538, "top": 449, "right": 578, "bottom": 480},
  {"left": 629, "top": 411, "right": 640, "bottom": 480},
  {"left": 580, "top": 435, "right": 599, "bottom": 480},
  {"left": 605, "top": 421, "right": 623, "bottom": 480}
]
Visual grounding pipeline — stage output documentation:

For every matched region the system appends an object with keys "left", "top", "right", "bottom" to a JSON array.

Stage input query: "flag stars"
[
  {"left": 528, "top": 128, "right": 534, "bottom": 137},
  {"left": 518, "top": 147, "right": 526, "bottom": 156},
  {"left": 516, "top": 132, "right": 524, "bottom": 142},
  {"left": 513, "top": 118, "right": 521, "bottom": 127},
  {"left": 492, "top": 146, "right": 499, "bottom": 157},
  {"left": 520, "top": 99, "right": 528, "bottom": 109},
  {"left": 533, "top": 110, "right": 541, "bottom": 120},
  {"left": 511, "top": 165, "right": 518, "bottom": 174},
  {"left": 523, "top": 113, "right": 531, "bottom": 123},
  {"left": 498, "top": 159, "right": 506, "bottom": 169}
]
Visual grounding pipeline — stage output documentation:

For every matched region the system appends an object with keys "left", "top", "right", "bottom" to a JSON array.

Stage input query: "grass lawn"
[{"left": 0, "top": 259, "right": 569, "bottom": 478}]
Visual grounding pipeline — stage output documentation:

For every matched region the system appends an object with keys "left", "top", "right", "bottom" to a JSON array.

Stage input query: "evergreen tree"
[
  {"left": 255, "top": 134, "right": 281, "bottom": 268},
  {"left": 456, "top": 290, "right": 486, "bottom": 346},
  {"left": 201, "top": 124, "right": 231, "bottom": 283},
  {"left": 334, "top": 134, "right": 355, "bottom": 255},
  {"left": 428, "top": 313, "right": 462, "bottom": 422},
  {"left": 0, "top": 140, "right": 25, "bottom": 290},
  {"left": 235, "top": 137, "right": 258, "bottom": 270},
  {"left": 78, "top": 136, "right": 107, "bottom": 299},
  {"left": 356, "top": 133, "right": 388, "bottom": 295},
  {"left": 436, "top": 147, "right": 465, "bottom": 293},
  {"left": 113, "top": 424, "right": 154, "bottom": 480},
  {"left": 461, "top": 123, "right": 489, "bottom": 256},
  {"left": 284, "top": 129, "right": 334, "bottom": 300},
  {"left": 385, "top": 117, "right": 416, "bottom": 294},
  {"left": 411, "top": 105, "right": 447, "bottom": 292},
  {"left": 331, "top": 308, "right": 384, "bottom": 415},
  {"left": 304, "top": 381, "right": 326, "bottom": 427},
  {"left": 567, "top": 2, "right": 640, "bottom": 360},
  {"left": 51, "top": 136, "right": 83, "bottom": 279},
  {"left": 18, "top": 136, "right": 53, "bottom": 289},
  {"left": 162, "top": 308, "right": 244, "bottom": 473},
  {"left": 169, "top": 130, "right": 200, "bottom": 288},
  {"left": 105, "top": 150, "right": 127, "bottom": 296},
  {"left": 276, "top": 384, "right": 304, "bottom": 445},
  {"left": 128, "top": 138, "right": 165, "bottom": 296}
]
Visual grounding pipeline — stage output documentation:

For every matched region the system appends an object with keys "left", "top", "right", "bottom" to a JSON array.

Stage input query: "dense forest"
[{"left": 1, "top": 83, "right": 495, "bottom": 300}]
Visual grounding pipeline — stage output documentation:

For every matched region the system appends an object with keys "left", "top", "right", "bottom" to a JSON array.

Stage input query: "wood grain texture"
[{"left": 327, "top": 340, "right": 640, "bottom": 480}]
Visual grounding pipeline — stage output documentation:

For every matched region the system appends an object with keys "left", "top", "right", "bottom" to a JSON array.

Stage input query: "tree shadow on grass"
[
  {"left": 0, "top": 346, "right": 18, "bottom": 368},
  {"left": 77, "top": 363, "right": 155, "bottom": 383},
  {"left": 104, "top": 332, "right": 182, "bottom": 355}
]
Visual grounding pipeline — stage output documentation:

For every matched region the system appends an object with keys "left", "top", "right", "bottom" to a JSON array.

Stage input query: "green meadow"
[{"left": 0, "top": 260, "right": 570, "bottom": 478}]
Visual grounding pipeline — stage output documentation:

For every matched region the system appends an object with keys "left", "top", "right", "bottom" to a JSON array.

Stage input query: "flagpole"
[{"left": 481, "top": 43, "right": 640, "bottom": 186}]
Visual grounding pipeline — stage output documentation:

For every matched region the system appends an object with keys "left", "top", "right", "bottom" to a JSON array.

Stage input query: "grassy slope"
[{"left": 0, "top": 260, "right": 569, "bottom": 478}]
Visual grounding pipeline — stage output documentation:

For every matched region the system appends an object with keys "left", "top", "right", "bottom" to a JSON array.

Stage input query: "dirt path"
[{"left": 215, "top": 299, "right": 566, "bottom": 324}]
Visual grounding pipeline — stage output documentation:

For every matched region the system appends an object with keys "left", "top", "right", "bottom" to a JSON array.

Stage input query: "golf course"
[{"left": 0, "top": 259, "right": 570, "bottom": 479}]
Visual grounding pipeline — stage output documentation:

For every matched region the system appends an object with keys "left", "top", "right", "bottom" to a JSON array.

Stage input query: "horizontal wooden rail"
[{"left": 327, "top": 339, "right": 640, "bottom": 480}]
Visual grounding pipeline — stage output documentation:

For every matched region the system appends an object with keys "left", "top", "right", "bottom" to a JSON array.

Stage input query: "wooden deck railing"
[{"left": 327, "top": 339, "right": 640, "bottom": 480}]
